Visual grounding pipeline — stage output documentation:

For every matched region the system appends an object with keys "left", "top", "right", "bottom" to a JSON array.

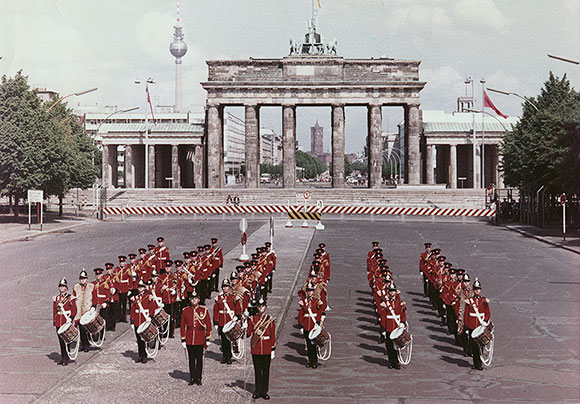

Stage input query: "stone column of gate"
[
  {"left": 206, "top": 104, "right": 223, "bottom": 188},
  {"left": 282, "top": 105, "right": 296, "bottom": 188},
  {"left": 193, "top": 145, "right": 204, "bottom": 188},
  {"left": 148, "top": 145, "right": 156, "bottom": 188},
  {"left": 449, "top": 144, "right": 458, "bottom": 189},
  {"left": 426, "top": 143, "right": 435, "bottom": 185},
  {"left": 110, "top": 145, "right": 118, "bottom": 187},
  {"left": 406, "top": 104, "right": 421, "bottom": 185},
  {"left": 245, "top": 104, "right": 260, "bottom": 189},
  {"left": 125, "top": 145, "right": 134, "bottom": 188},
  {"left": 331, "top": 104, "right": 345, "bottom": 188},
  {"left": 171, "top": 144, "right": 181, "bottom": 188},
  {"left": 102, "top": 144, "right": 110, "bottom": 188},
  {"left": 368, "top": 104, "right": 382, "bottom": 189}
]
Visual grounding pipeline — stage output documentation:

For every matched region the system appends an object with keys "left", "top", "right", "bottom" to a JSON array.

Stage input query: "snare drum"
[
  {"left": 223, "top": 319, "right": 244, "bottom": 341},
  {"left": 137, "top": 320, "right": 159, "bottom": 343},
  {"left": 472, "top": 324, "right": 493, "bottom": 347},
  {"left": 308, "top": 325, "right": 330, "bottom": 347},
  {"left": 151, "top": 307, "right": 169, "bottom": 328},
  {"left": 58, "top": 322, "right": 79, "bottom": 344},
  {"left": 80, "top": 311, "right": 105, "bottom": 335},
  {"left": 390, "top": 325, "right": 411, "bottom": 349}
]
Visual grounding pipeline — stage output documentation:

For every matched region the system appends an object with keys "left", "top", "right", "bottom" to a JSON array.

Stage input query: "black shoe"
[
  {"left": 221, "top": 359, "right": 227, "bottom": 364},
  {"left": 393, "top": 364, "right": 401, "bottom": 370},
  {"left": 263, "top": 394, "right": 270, "bottom": 400},
  {"left": 83, "top": 347, "right": 89, "bottom": 352},
  {"left": 378, "top": 336, "right": 385, "bottom": 343},
  {"left": 306, "top": 363, "right": 312, "bottom": 368},
  {"left": 142, "top": 358, "right": 147, "bottom": 364},
  {"left": 226, "top": 360, "right": 233, "bottom": 364},
  {"left": 312, "top": 364, "right": 318, "bottom": 369},
  {"left": 62, "top": 361, "right": 68, "bottom": 366},
  {"left": 188, "top": 380, "right": 194, "bottom": 385},
  {"left": 58, "top": 360, "right": 63, "bottom": 366},
  {"left": 196, "top": 380, "right": 202, "bottom": 385},
  {"left": 252, "top": 394, "right": 259, "bottom": 399}
]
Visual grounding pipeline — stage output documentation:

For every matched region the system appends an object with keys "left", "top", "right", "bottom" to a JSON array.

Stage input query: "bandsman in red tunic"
[
  {"left": 181, "top": 290, "right": 212, "bottom": 385},
  {"left": 318, "top": 243, "right": 331, "bottom": 283},
  {"left": 213, "top": 278, "right": 242, "bottom": 364},
  {"left": 160, "top": 260, "right": 179, "bottom": 338},
  {"left": 53, "top": 278, "right": 77, "bottom": 365},
  {"left": 91, "top": 268, "right": 110, "bottom": 343},
  {"left": 460, "top": 277, "right": 491, "bottom": 370},
  {"left": 116, "top": 255, "right": 131, "bottom": 322},
  {"left": 155, "top": 236, "right": 170, "bottom": 271},
  {"left": 379, "top": 283, "right": 407, "bottom": 369},
  {"left": 104, "top": 263, "right": 119, "bottom": 331},
  {"left": 247, "top": 297, "right": 276, "bottom": 400},
  {"left": 419, "top": 242, "right": 431, "bottom": 296},
  {"left": 210, "top": 238, "right": 223, "bottom": 292},
  {"left": 130, "top": 279, "right": 160, "bottom": 363},
  {"left": 264, "top": 242, "right": 276, "bottom": 293},
  {"left": 298, "top": 282, "right": 326, "bottom": 368}
]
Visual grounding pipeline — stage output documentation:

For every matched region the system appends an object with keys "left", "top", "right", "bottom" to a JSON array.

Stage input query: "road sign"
[
  {"left": 239, "top": 218, "right": 248, "bottom": 232},
  {"left": 28, "top": 190, "right": 43, "bottom": 203},
  {"left": 560, "top": 193, "right": 567, "bottom": 205},
  {"left": 316, "top": 200, "right": 324, "bottom": 210},
  {"left": 303, "top": 190, "right": 311, "bottom": 200},
  {"left": 241, "top": 232, "right": 247, "bottom": 245}
]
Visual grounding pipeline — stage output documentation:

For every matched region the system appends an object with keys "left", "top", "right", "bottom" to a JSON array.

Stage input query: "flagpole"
[{"left": 480, "top": 78, "right": 486, "bottom": 190}]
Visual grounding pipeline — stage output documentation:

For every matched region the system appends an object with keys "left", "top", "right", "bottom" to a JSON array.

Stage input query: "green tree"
[
  {"left": 296, "top": 150, "right": 327, "bottom": 178},
  {"left": 344, "top": 155, "right": 353, "bottom": 177},
  {"left": 351, "top": 160, "right": 368, "bottom": 174},
  {"left": 501, "top": 72, "right": 579, "bottom": 194}
]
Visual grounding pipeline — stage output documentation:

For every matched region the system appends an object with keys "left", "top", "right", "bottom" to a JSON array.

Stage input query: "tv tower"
[{"left": 169, "top": 0, "right": 187, "bottom": 112}]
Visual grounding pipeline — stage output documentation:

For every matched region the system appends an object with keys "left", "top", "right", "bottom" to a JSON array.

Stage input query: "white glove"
[
  {"left": 90, "top": 306, "right": 96, "bottom": 312},
  {"left": 171, "top": 290, "right": 176, "bottom": 295},
  {"left": 241, "top": 321, "right": 248, "bottom": 330},
  {"left": 101, "top": 303, "right": 107, "bottom": 309},
  {"left": 214, "top": 325, "right": 219, "bottom": 332},
  {"left": 110, "top": 288, "right": 116, "bottom": 295},
  {"left": 206, "top": 340, "right": 211, "bottom": 347},
  {"left": 300, "top": 328, "right": 304, "bottom": 334},
  {"left": 243, "top": 309, "right": 249, "bottom": 317},
  {"left": 131, "top": 324, "right": 135, "bottom": 331},
  {"left": 182, "top": 342, "right": 186, "bottom": 349},
  {"left": 131, "top": 271, "right": 136, "bottom": 278},
  {"left": 271, "top": 351, "right": 275, "bottom": 359},
  {"left": 66, "top": 317, "right": 72, "bottom": 324}
]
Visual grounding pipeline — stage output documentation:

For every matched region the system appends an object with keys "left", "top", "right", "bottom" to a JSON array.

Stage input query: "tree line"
[{"left": 0, "top": 71, "right": 99, "bottom": 216}]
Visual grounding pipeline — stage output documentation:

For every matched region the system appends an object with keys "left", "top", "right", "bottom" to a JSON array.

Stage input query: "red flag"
[
  {"left": 146, "top": 87, "right": 157, "bottom": 125},
  {"left": 483, "top": 91, "right": 508, "bottom": 119}
]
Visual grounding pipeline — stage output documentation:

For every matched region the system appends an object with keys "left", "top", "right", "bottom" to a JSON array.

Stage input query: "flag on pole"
[
  {"left": 146, "top": 87, "right": 157, "bottom": 125},
  {"left": 483, "top": 90, "right": 508, "bottom": 119}
]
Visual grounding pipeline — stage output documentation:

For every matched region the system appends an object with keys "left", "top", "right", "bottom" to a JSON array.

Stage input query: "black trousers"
[
  {"left": 119, "top": 293, "right": 128, "bottom": 320},
  {"left": 468, "top": 330, "right": 483, "bottom": 368},
  {"left": 79, "top": 324, "right": 90, "bottom": 349},
  {"left": 252, "top": 354, "right": 271, "bottom": 396},
  {"left": 460, "top": 330, "right": 472, "bottom": 356},
  {"left": 134, "top": 327, "right": 147, "bottom": 359},
  {"left": 55, "top": 326, "right": 69, "bottom": 361},
  {"left": 218, "top": 326, "right": 232, "bottom": 361},
  {"left": 106, "top": 302, "right": 118, "bottom": 331},
  {"left": 200, "top": 280, "right": 209, "bottom": 305},
  {"left": 303, "top": 329, "right": 318, "bottom": 366},
  {"left": 384, "top": 330, "right": 400, "bottom": 367},
  {"left": 266, "top": 272, "right": 273, "bottom": 293},
  {"left": 422, "top": 273, "right": 428, "bottom": 296},
  {"left": 163, "top": 302, "right": 176, "bottom": 337},
  {"left": 187, "top": 344, "right": 204, "bottom": 382}
]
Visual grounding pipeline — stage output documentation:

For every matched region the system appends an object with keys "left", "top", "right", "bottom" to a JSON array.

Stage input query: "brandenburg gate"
[{"left": 201, "top": 25, "right": 425, "bottom": 189}]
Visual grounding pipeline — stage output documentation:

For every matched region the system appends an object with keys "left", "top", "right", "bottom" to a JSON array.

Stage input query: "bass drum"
[
  {"left": 309, "top": 325, "right": 330, "bottom": 347},
  {"left": 80, "top": 310, "right": 105, "bottom": 335},
  {"left": 137, "top": 320, "right": 159, "bottom": 343},
  {"left": 58, "top": 322, "right": 79, "bottom": 344},
  {"left": 390, "top": 325, "right": 411, "bottom": 349}
]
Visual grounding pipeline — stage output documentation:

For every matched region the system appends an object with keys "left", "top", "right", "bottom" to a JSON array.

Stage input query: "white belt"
[
  {"left": 304, "top": 314, "right": 316, "bottom": 318},
  {"left": 97, "top": 293, "right": 107, "bottom": 298},
  {"left": 218, "top": 310, "right": 233, "bottom": 314},
  {"left": 386, "top": 315, "right": 400, "bottom": 321},
  {"left": 261, "top": 336, "right": 270, "bottom": 340}
]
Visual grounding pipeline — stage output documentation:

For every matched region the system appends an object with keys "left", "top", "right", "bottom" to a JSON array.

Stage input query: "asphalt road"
[{"left": 2, "top": 218, "right": 579, "bottom": 403}]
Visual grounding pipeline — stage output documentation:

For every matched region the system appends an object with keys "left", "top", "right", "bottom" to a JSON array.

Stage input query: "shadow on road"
[
  {"left": 356, "top": 316, "right": 376, "bottom": 324},
  {"left": 424, "top": 325, "right": 446, "bottom": 334},
  {"left": 121, "top": 350, "right": 139, "bottom": 362},
  {"left": 357, "top": 333, "right": 379, "bottom": 343},
  {"left": 440, "top": 354, "right": 471, "bottom": 368},
  {"left": 225, "top": 379, "right": 255, "bottom": 394},
  {"left": 359, "top": 324, "right": 379, "bottom": 333},
  {"left": 359, "top": 342, "right": 385, "bottom": 353},
  {"left": 283, "top": 353, "right": 306, "bottom": 366},
  {"left": 168, "top": 369, "right": 190, "bottom": 382},
  {"left": 47, "top": 352, "right": 62, "bottom": 364},
  {"left": 432, "top": 344, "right": 464, "bottom": 355},
  {"left": 285, "top": 341, "right": 306, "bottom": 355},
  {"left": 354, "top": 308, "right": 375, "bottom": 316},
  {"left": 361, "top": 354, "right": 387, "bottom": 367}
]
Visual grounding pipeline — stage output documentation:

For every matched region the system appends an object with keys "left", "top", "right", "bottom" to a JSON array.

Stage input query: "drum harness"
[
  {"left": 307, "top": 305, "right": 332, "bottom": 361},
  {"left": 383, "top": 298, "right": 412, "bottom": 365},
  {"left": 137, "top": 296, "right": 159, "bottom": 358},
  {"left": 150, "top": 288, "right": 170, "bottom": 345},
  {"left": 467, "top": 297, "right": 494, "bottom": 366}
]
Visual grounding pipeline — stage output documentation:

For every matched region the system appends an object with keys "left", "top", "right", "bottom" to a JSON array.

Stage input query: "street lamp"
[
  {"left": 134, "top": 78, "right": 155, "bottom": 188},
  {"left": 46, "top": 87, "right": 98, "bottom": 112},
  {"left": 465, "top": 77, "right": 477, "bottom": 188},
  {"left": 487, "top": 87, "right": 539, "bottom": 111},
  {"left": 465, "top": 108, "right": 508, "bottom": 131},
  {"left": 96, "top": 107, "right": 140, "bottom": 135},
  {"left": 547, "top": 54, "right": 580, "bottom": 65},
  {"left": 480, "top": 78, "right": 486, "bottom": 189}
]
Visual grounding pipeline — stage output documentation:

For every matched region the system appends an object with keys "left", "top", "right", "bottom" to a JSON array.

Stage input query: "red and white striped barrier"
[{"left": 103, "top": 205, "right": 495, "bottom": 217}]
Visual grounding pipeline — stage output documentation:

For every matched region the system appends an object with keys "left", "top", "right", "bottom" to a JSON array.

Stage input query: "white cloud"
[
  {"left": 134, "top": 11, "right": 175, "bottom": 64},
  {"left": 453, "top": 0, "right": 509, "bottom": 31},
  {"left": 385, "top": 4, "right": 452, "bottom": 35}
]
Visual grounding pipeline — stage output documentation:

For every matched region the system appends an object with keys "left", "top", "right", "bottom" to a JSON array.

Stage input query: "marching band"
[{"left": 52, "top": 234, "right": 494, "bottom": 400}]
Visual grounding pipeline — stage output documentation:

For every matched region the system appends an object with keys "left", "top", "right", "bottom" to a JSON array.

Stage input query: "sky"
[{"left": 1, "top": 0, "right": 579, "bottom": 154}]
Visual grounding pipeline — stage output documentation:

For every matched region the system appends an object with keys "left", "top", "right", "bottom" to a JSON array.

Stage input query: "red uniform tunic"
[
  {"left": 298, "top": 297, "right": 326, "bottom": 332},
  {"left": 463, "top": 295, "right": 491, "bottom": 331},
  {"left": 53, "top": 294, "right": 77, "bottom": 327},
  {"left": 247, "top": 314, "right": 276, "bottom": 355},
  {"left": 419, "top": 251, "right": 429, "bottom": 274},
  {"left": 105, "top": 273, "right": 119, "bottom": 303},
  {"left": 213, "top": 292, "right": 241, "bottom": 326},
  {"left": 159, "top": 272, "right": 179, "bottom": 304},
  {"left": 116, "top": 265, "right": 131, "bottom": 294},
  {"left": 155, "top": 245, "right": 170, "bottom": 270},
  {"left": 180, "top": 305, "right": 212, "bottom": 346},
  {"left": 130, "top": 292, "right": 159, "bottom": 327},
  {"left": 320, "top": 252, "right": 331, "bottom": 282},
  {"left": 379, "top": 295, "right": 407, "bottom": 332},
  {"left": 92, "top": 280, "right": 111, "bottom": 306}
]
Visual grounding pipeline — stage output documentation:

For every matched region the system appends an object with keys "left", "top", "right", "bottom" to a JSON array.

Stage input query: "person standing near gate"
[
  {"left": 181, "top": 290, "right": 212, "bottom": 385},
  {"left": 247, "top": 297, "right": 276, "bottom": 400}
]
